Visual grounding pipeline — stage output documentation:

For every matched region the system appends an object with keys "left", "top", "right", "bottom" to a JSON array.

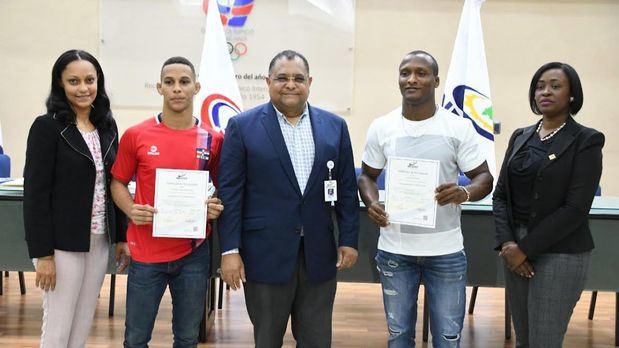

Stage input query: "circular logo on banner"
[
  {"left": 201, "top": 94, "right": 242, "bottom": 131},
  {"left": 451, "top": 85, "right": 494, "bottom": 141},
  {"left": 203, "top": 0, "right": 254, "bottom": 28}
]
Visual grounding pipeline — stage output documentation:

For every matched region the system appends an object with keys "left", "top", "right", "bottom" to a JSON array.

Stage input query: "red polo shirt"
[{"left": 112, "top": 115, "right": 223, "bottom": 263}]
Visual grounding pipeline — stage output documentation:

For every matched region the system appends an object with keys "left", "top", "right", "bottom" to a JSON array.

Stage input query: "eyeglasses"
[{"left": 271, "top": 75, "right": 308, "bottom": 85}]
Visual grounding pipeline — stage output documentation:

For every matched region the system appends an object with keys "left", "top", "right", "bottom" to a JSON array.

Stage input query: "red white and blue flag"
[{"left": 195, "top": 0, "right": 244, "bottom": 132}]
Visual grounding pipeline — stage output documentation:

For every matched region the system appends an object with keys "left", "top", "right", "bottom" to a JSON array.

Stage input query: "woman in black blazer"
[
  {"left": 493, "top": 62, "right": 604, "bottom": 348},
  {"left": 23, "top": 49, "right": 128, "bottom": 347}
]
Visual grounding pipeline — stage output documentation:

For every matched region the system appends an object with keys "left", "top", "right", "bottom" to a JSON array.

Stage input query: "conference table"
[
  {"left": 0, "top": 187, "right": 217, "bottom": 342},
  {"left": 2, "top": 186, "right": 619, "bottom": 345},
  {"left": 209, "top": 195, "right": 619, "bottom": 345}
]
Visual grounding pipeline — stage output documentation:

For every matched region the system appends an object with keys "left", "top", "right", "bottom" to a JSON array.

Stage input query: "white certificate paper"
[
  {"left": 152, "top": 169, "right": 209, "bottom": 238},
  {"left": 385, "top": 157, "right": 440, "bottom": 228}
]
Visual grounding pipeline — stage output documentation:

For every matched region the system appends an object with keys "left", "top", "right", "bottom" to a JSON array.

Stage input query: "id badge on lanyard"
[{"left": 324, "top": 160, "right": 337, "bottom": 206}]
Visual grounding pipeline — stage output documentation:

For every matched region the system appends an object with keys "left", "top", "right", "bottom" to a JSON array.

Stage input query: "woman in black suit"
[
  {"left": 493, "top": 62, "right": 604, "bottom": 348},
  {"left": 23, "top": 49, "right": 128, "bottom": 347}
]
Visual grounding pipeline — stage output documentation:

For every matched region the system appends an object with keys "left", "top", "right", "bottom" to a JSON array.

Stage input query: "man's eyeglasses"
[{"left": 272, "top": 75, "right": 308, "bottom": 85}]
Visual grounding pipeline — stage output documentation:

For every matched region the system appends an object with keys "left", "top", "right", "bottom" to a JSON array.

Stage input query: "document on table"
[
  {"left": 152, "top": 169, "right": 209, "bottom": 238},
  {"left": 385, "top": 157, "right": 439, "bottom": 228},
  {"left": 0, "top": 177, "right": 24, "bottom": 191}
]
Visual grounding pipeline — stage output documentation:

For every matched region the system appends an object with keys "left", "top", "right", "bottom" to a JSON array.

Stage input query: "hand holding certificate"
[
  {"left": 153, "top": 169, "right": 209, "bottom": 238},
  {"left": 385, "top": 157, "right": 440, "bottom": 228}
]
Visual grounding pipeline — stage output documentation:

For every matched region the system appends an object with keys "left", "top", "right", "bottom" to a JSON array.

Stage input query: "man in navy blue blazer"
[{"left": 218, "top": 50, "right": 359, "bottom": 348}]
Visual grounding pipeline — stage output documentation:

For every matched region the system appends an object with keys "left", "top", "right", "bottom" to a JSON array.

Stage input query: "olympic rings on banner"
[{"left": 227, "top": 41, "right": 248, "bottom": 61}]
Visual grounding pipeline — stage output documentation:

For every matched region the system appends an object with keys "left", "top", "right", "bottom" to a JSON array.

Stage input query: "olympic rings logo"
[{"left": 227, "top": 41, "right": 248, "bottom": 61}]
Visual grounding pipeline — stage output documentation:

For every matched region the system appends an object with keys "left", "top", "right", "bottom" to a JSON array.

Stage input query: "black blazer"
[
  {"left": 23, "top": 113, "right": 127, "bottom": 258},
  {"left": 493, "top": 117, "right": 604, "bottom": 260}
]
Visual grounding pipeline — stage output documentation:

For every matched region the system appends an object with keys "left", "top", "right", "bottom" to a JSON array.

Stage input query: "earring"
[{"left": 570, "top": 97, "right": 574, "bottom": 102}]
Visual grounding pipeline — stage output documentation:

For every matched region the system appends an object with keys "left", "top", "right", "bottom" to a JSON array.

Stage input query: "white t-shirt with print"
[{"left": 362, "top": 106, "right": 484, "bottom": 256}]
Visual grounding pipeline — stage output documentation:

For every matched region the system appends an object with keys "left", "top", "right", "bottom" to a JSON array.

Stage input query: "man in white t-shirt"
[{"left": 358, "top": 50, "right": 493, "bottom": 348}]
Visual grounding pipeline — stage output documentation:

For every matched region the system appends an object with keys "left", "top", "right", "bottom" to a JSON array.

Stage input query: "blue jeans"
[
  {"left": 124, "top": 241, "right": 209, "bottom": 348},
  {"left": 376, "top": 249, "right": 467, "bottom": 348}
]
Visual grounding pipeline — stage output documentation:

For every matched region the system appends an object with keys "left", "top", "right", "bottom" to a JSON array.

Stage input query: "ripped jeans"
[{"left": 375, "top": 249, "right": 467, "bottom": 348}]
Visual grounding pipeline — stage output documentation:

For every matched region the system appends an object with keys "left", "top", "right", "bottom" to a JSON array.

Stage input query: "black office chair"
[
  {"left": 354, "top": 167, "right": 386, "bottom": 190},
  {"left": 0, "top": 271, "right": 26, "bottom": 296},
  {"left": 217, "top": 271, "right": 228, "bottom": 309}
]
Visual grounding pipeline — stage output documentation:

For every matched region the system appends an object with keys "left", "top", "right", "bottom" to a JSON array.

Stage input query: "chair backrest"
[
  {"left": 0, "top": 154, "right": 10, "bottom": 178},
  {"left": 355, "top": 167, "right": 386, "bottom": 190},
  {"left": 458, "top": 173, "right": 471, "bottom": 186},
  {"left": 377, "top": 171, "right": 386, "bottom": 190}
]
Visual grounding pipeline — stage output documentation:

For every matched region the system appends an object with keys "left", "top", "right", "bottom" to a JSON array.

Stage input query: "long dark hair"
[{"left": 46, "top": 49, "right": 114, "bottom": 129}]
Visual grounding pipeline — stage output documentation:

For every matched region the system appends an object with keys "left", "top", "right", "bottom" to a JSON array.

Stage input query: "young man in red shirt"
[{"left": 111, "top": 56, "right": 224, "bottom": 347}]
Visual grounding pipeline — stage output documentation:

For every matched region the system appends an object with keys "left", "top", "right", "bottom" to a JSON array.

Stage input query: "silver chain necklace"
[
  {"left": 536, "top": 121, "right": 567, "bottom": 142},
  {"left": 401, "top": 105, "right": 438, "bottom": 138}
]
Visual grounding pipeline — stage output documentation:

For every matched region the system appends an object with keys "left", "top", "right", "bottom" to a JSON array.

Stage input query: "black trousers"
[{"left": 243, "top": 247, "right": 337, "bottom": 348}]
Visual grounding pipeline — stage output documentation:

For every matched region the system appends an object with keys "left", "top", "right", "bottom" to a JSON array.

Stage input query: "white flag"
[
  {"left": 194, "top": 0, "right": 244, "bottom": 132},
  {"left": 442, "top": 0, "right": 496, "bottom": 177}
]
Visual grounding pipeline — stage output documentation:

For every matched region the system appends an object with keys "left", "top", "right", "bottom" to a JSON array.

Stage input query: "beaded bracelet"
[{"left": 459, "top": 186, "right": 471, "bottom": 202}]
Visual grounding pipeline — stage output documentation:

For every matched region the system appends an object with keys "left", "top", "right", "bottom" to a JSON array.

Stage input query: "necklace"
[
  {"left": 536, "top": 121, "right": 566, "bottom": 141},
  {"left": 401, "top": 105, "right": 438, "bottom": 138}
]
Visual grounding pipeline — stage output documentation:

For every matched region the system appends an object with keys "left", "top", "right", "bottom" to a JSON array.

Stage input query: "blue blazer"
[{"left": 218, "top": 103, "right": 359, "bottom": 284}]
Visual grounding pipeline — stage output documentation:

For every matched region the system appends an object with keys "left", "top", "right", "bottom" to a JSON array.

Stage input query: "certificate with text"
[
  {"left": 385, "top": 157, "right": 440, "bottom": 228},
  {"left": 152, "top": 169, "right": 209, "bottom": 238}
]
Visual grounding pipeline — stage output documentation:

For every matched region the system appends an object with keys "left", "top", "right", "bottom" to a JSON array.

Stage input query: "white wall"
[{"left": 1, "top": 0, "right": 617, "bottom": 193}]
